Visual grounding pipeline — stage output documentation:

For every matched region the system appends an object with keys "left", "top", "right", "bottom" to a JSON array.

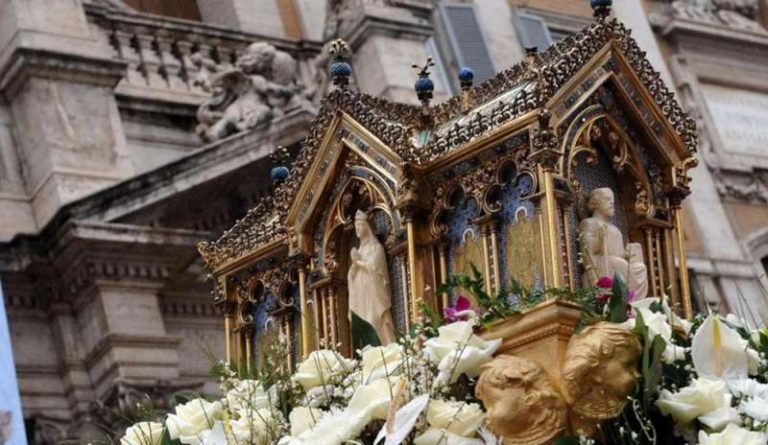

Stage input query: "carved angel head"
[
  {"left": 476, "top": 355, "right": 567, "bottom": 445},
  {"left": 561, "top": 322, "right": 642, "bottom": 422}
]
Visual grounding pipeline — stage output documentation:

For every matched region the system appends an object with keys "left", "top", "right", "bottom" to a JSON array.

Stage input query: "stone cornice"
[
  {"left": 83, "top": 332, "right": 182, "bottom": 371},
  {"left": 343, "top": 8, "right": 435, "bottom": 49},
  {"left": 0, "top": 46, "right": 127, "bottom": 99}
]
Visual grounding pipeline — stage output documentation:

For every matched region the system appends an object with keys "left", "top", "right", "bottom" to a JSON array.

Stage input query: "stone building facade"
[{"left": 0, "top": 0, "right": 766, "bottom": 442}]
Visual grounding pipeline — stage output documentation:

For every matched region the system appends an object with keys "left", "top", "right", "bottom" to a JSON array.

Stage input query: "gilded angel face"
[{"left": 476, "top": 356, "right": 567, "bottom": 444}]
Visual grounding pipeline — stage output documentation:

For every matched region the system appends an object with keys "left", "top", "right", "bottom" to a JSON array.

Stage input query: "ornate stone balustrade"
[{"left": 84, "top": 2, "right": 318, "bottom": 105}]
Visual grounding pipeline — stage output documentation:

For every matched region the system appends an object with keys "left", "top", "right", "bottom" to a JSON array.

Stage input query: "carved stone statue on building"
[
  {"left": 348, "top": 210, "right": 396, "bottom": 345},
  {"left": 195, "top": 42, "right": 310, "bottom": 142},
  {"left": 580, "top": 188, "right": 649, "bottom": 299}
]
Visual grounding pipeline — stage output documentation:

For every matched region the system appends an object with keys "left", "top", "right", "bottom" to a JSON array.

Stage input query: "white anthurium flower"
[
  {"left": 741, "top": 397, "right": 768, "bottom": 422},
  {"left": 692, "top": 315, "right": 749, "bottom": 382},
  {"left": 347, "top": 376, "right": 404, "bottom": 422},
  {"left": 229, "top": 406, "right": 279, "bottom": 445},
  {"left": 289, "top": 406, "right": 324, "bottom": 437},
  {"left": 373, "top": 394, "right": 431, "bottom": 445},
  {"left": 698, "top": 423, "right": 768, "bottom": 445},
  {"left": 166, "top": 399, "right": 223, "bottom": 445},
  {"left": 226, "top": 379, "right": 271, "bottom": 415},
  {"left": 413, "top": 428, "right": 485, "bottom": 445},
  {"left": 292, "top": 350, "right": 357, "bottom": 390},
  {"left": 425, "top": 400, "right": 484, "bottom": 437},
  {"left": 424, "top": 319, "right": 501, "bottom": 386},
  {"left": 698, "top": 407, "right": 741, "bottom": 432},
  {"left": 656, "top": 378, "right": 732, "bottom": 425},
  {"left": 120, "top": 422, "right": 164, "bottom": 445},
  {"left": 360, "top": 343, "right": 405, "bottom": 384}
]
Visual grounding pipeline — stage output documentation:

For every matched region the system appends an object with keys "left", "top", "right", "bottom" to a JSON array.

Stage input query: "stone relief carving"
[
  {"left": 195, "top": 42, "right": 314, "bottom": 142},
  {"left": 667, "top": 0, "right": 766, "bottom": 33},
  {"left": 714, "top": 170, "right": 768, "bottom": 203}
]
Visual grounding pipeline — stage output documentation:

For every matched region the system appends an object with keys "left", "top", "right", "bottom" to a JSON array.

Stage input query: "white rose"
[
  {"left": 289, "top": 407, "right": 323, "bottom": 437},
  {"left": 230, "top": 406, "right": 278, "bottom": 445},
  {"left": 636, "top": 307, "right": 672, "bottom": 342},
  {"left": 698, "top": 407, "right": 741, "bottom": 431},
  {"left": 226, "top": 379, "right": 271, "bottom": 414},
  {"left": 746, "top": 348, "right": 762, "bottom": 376},
  {"left": 347, "top": 376, "right": 403, "bottom": 422},
  {"left": 166, "top": 399, "right": 223, "bottom": 445},
  {"left": 423, "top": 320, "right": 500, "bottom": 386},
  {"left": 360, "top": 343, "right": 404, "bottom": 383},
  {"left": 662, "top": 344, "right": 687, "bottom": 364},
  {"left": 413, "top": 428, "right": 484, "bottom": 445},
  {"left": 698, "top": 423, "right": 767, "bottom": 445},
  {"left": 741, "top": 397, "right": 768, "bottom": 422},
  {"left": 293, "top": 350, "right": 357, "bottom": 390},
  {"left": 425, "top": 400, "right": 484, "bottom": 437},
  {"left": 656, "top": 378, "right": 732, "bottom": 425},
  {"left": 120, "top": 422, "right": 164, "bottom": 445},
  {"left": 288, "top": 408, "right": 367, "bottom": 445},
  {"left": 728, "top": 378, "right": 768, "bottom": 399}
]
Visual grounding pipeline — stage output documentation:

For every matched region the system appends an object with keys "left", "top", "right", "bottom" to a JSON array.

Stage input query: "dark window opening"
[{"left": 123, "top": 0, "right": 202, "bottom": 21}]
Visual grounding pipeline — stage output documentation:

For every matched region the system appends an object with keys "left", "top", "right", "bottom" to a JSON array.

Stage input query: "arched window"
[{"left": 123, "top": 0, "right": 202, "bottom": 21}]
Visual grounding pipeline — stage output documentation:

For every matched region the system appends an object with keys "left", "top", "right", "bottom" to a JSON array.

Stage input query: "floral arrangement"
[{"left": 115, "top": 271, "right": 768, "bottom": 445}]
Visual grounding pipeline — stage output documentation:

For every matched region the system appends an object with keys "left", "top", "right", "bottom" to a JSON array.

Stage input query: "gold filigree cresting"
[
  {"left": 198, "top": 16, "right": 698, "bottom": 273},
  {"left": 476, "top": 355, "right": 568, "bottom": 445}
]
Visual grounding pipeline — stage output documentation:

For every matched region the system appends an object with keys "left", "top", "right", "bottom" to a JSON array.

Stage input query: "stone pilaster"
[
  {"left": 337, "top": 2, "right": 444, "bottom": 104},
  {"left": 0, "top": 0, "right": 134, "bottom": 231}
]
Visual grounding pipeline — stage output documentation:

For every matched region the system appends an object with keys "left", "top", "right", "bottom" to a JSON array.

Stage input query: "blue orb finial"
[
  {"left": 269, "top": 146, "right": 291, "bottom": 183},
  {"left": 328, "top": 39, "right": 352, "bottom": 88},
  {"left": 458, "top": 67, "right": 474, "bottom": 90},
  {"left": 412, "top": 57, "right": 436, "bottom": 107},
  {"left": 590, "top": 0, "right": 612, "bottom": 18}
]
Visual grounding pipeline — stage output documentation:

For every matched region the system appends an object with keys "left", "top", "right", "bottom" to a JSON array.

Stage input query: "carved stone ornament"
[
  {"left": 195, "top": 42, "right": 313, "bottom": 142},
  {"left": 561, "top": 322, "right": 642, "bottom": 425},
  {"left": 476, "top": 355, "right": 568, "bottom": 445},
  {"left": 668, "top": 0, "right": 766, "bottom": 33}
]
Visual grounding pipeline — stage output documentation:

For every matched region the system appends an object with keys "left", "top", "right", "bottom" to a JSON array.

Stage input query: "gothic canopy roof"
[{"left": 198, "top": 16, "right": 698, "bottom": 274}]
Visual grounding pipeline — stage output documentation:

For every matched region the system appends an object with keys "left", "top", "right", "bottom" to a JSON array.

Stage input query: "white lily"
[
  {"left": 373, "top": 394, "right": 430, "bottom": 445},
  {"left": 691, "top": 315, "right": 749, "bottom": 382}
]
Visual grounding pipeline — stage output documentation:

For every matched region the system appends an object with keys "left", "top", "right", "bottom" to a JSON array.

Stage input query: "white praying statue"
[
  {"left": 580, "top": 187, "right": 649, "bottom": 300},
  {"left": 348, "top": 210, "right": 396, "bottom": 345}
]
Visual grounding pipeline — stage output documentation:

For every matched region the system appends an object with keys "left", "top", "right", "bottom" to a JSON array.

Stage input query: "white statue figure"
[
  {"left": 580, "top": 188, "right": 649, "bottom": 299},
  {"left": 348, "top": 210, "right": 396, "bottom": 345}
]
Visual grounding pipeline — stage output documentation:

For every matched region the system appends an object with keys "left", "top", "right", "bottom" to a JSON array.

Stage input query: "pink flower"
[
  {"left": 596, "top": 276, "right": 614, "bottom": 289},
  {"left": 443, "top": 296, "right": 475, "bottom": 323},
  {"left": 596, "top": 292, "right": 611, "bottom": 303}
]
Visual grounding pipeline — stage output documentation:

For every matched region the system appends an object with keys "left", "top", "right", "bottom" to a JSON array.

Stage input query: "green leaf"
[
  {"left": 351, "top": 311, "right": 381, "bottom": 351},
  {"left": 608, "top": 273, "right": 628, "bottom": 323},
  {"left": 553, "top": 436, "right": 581, "bottom": 445}
]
